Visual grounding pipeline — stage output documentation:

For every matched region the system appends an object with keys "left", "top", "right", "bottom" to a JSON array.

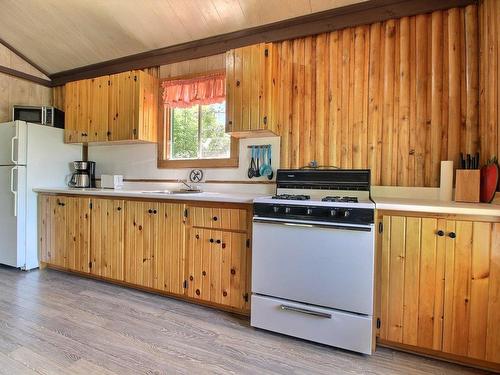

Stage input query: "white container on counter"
[{"left": 101, "top": 174, "right": 124, "bottom": 189}]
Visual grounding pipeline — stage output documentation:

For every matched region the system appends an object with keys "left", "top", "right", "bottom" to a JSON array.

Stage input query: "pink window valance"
[{"left": 161, "top": 73, "right": 225, "bottom": 108}]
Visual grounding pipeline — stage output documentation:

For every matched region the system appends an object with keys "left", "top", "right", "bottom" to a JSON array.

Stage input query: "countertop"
[
  {"left": 33, "top": 187, "right": 262, "bottom": 204},
  {"left": 373, "top": 196, "right": 500, "bottom": 217},
  {"left": 35, "top": 187, "right": 500, "bottom": 217}
]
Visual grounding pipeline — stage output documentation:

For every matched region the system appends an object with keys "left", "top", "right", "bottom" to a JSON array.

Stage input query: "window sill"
[{"left": 157, "top": 157, "right": 239, "bottom": 169}]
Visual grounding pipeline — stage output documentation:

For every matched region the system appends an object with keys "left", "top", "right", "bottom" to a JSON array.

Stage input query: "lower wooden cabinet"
[
  {"left": 379, "top": 214, "right": 500, "bottom": 366},
  {"left": 38, "top": 194, "right": 251, "bottom": 314},
  {"left": 186, "top": 228, "right": 249, "bottom": 310},
  {"left": 90, "top": 198, "right": 125, "bottom": 280},
  {"left": 39, "top": 195, "right": 90, "bottom": 272}
]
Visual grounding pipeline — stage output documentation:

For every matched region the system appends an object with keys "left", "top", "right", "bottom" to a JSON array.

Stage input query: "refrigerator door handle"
[
  {"left": 10, "top": 166, "right": 18, "bottom": 217},
  {"left": 11, "top": 135, "right": 18, "bottom": 164}
]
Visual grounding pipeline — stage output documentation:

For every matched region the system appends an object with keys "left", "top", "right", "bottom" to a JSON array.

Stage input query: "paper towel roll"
[{"left": 439, "top": 161, "right": 454, "bottom": 201}]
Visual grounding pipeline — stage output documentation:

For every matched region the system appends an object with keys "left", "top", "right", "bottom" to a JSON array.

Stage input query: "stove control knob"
[
  {"left": 330, "top": 209, "right": 337, "bottom": 217},
  {"left": 342, "top": 210, "right": 351, "bottom": 218},
  {"left": 273, "top": 206, "right": 280, "bottom": 213},
  {"left": 285, "top": 207, "right": 291, "bottom": 214},
  {"left": 306, "top": 208, "right": 313, "bottom": 215}
]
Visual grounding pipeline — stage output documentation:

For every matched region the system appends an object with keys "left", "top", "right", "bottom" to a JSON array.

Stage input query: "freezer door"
[
  {"left": 0, "top": 121, "right": 27, "bottom": 165},
  {"left": 0, "top": 165, "right": 26, "bottom": 268}
]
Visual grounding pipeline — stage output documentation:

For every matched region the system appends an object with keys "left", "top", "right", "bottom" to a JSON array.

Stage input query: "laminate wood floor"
[{"left": 0, "top": 266, "right": 490, "bottom": 375}]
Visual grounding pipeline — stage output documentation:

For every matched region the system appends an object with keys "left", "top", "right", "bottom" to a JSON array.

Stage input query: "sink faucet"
[{"left": 178, "top": 179, "right": 196, "bottom": 191}]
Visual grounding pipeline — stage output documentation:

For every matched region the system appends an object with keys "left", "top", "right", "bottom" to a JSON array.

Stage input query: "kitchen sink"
[{"left": 140, "top": 189, "right": 203, "bottom": 195}]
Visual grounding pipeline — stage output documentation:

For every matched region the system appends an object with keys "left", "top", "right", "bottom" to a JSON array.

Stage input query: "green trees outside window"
[{"left": 170, "top": 102, "right": 230, "bottom": 160}]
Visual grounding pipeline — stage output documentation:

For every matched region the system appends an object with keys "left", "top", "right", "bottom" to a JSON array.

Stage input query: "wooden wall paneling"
[
  {"left": 269, "top": 5, "right": 478, "bottom": 187},
  {"left": 430, "top": 11, "right": 444, "bottom": 187},
  {"left": 368, "top": 22, "right": 382, "bottom": 185},
  {"left": 464, "top": 5, "right": 479, "bottom": 155},
  {"left": 448, "top": 9, "right": 462, "bottom": 165},
  {"left": 301, "top": 36, "right": 310, "bottom": 167},
  {"left": 381, "top": 20, "right": 396, "bottom": 185},
  {"left": 38, "top": 195, "right": 50, "bottom": 263},
  {"left": 398, "top": 17, "right": 410, "bottom": 186}
]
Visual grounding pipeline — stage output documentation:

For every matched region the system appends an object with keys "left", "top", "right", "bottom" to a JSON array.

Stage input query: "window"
[
  {"left": 158, "top": 72, "right": 238, "bottom": 168},
  {"left": 170, "top": 102, "right": 230, "bottom": 160}
]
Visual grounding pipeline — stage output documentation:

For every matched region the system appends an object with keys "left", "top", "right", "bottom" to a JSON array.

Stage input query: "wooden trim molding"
[
  {"left": 0, "top": 37, "right": 51, "bottom": 77},
  {"left": 0, "top": 65, "right": 52, "bottom": 87},
  {"left": 48, "top": 0, "right": 476, "bottom": 85}
]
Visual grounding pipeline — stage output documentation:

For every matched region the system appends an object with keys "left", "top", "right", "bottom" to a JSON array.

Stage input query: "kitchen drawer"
[
  {"left": 188, "top": 206, "right": 248, "bottom": 231},
  {"left": 251, "top": 294, "right": 373, "bottom": 355}
]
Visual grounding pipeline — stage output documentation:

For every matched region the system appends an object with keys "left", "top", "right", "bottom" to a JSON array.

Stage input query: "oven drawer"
[
  {"left": 188, "top": 206, "right": 248, "bottom": 231},
  {"left": 251, "top": 294, "right": 373, "bottom": 354},
  {"left": 252, "top": 221, "right": 375, "bottom": 315}
]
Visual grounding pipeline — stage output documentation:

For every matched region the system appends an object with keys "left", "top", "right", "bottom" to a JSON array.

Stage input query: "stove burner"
[
  {"left": 272, "top": 194, "right": 311, "bottom": 201},
  {"left": 322, "top": 196, "right": 359, "bottom": 203}
]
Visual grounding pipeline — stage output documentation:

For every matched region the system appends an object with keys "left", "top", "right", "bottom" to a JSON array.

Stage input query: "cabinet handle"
[
  {"left": 209, "top": 238, "right": 214, "bottom": 243},
  {"left": 236, "top": 80, "right": 240, "bottom": 87},
  {"left": 222, "top": 243, "right": 226, "bottom": 249},
  {"left": 216, "top": 239, "right": 221, "bottom": 244},
  {"left": 437, "top": 230, "right": 444, "bottom": 237},
  {"left": 195, "top": 234, "right": 200, "bottom": 239},
  {"left": 448, "top": 232, "right": 456, "bottom": 239},
  {"left": 117, "top": 207, "right": 122, "bottom": 211},
  {"left": 153, "top": 209, "right": 157, "bottom": 214},
  {"left": 148, "top": 209, "right": 153, "bottom": 214},
  {"left": 212, "top": 216, "right": 218, "bottom": 221}
]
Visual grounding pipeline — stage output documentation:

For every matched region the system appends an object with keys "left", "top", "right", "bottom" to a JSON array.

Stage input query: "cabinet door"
[
  {"left": 154, "top": 202, "right": 185, "bottom": 295},
  {"left": 442, "top": 221, "right": 500, "bottom": 363},
  {"left": 90, "top": 198, "right": 125, "bottom": 280},
  {"left": 88, "top": 76, "right": 109, "bottom": 142},
  {"left": 187, "top": 228, "right": 248, "bottom": 310},
  {"left": 109, "top": 71, "right": 138, "bottom": 141},
  {"left": 40, "top": 196, "right": 90, "bottom": 271},
  {"left": 65, "top": 197, "right": 91, "bottom": 273},
  {"left": 64, "top": 80, "right": 91, "bottom": 143},
  {"left": 226, "top": 43, "right": 275, "bottom": 136},
  {"left": 136, "top": 70, "right": 158, "bottom": 143},
  {"left": 124, "top": 201, "right": 158, "bottom": 287},
  {"left": 380, "top": 216, "right": 446, "bottom": 350}
]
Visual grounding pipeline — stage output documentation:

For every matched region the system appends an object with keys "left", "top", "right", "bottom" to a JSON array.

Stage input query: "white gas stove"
[{"left": 251, "top": 169, "right": 376, "bottom": 355}]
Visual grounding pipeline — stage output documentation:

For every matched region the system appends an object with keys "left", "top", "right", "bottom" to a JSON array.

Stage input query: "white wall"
[{"left": 88, "top": 136, "right": 280, "bottom": 194}]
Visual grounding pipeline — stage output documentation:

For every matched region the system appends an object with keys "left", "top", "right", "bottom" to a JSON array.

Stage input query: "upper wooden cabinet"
[
  {"left": 379, "top": 214, "right": 500, "bottom": 365},
  {"left": 64, "top": 70, "right": 158, "bottom": 144},
  {"left": 225, "top": 43, "right": 277, "bottom": 138}
]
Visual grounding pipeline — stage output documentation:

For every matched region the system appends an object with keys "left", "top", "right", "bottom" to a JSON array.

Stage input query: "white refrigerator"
[{"left": 0, "top": 121, "right": 81, "bottom": 270}]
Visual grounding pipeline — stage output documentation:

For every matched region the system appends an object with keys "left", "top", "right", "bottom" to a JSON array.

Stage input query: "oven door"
[{"left": 252, "top": 218, "right": 375, "bottom": 315}]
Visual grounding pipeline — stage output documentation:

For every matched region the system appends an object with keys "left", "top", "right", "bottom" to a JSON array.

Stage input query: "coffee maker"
[{"left": 68, "top": 161, "right": 96, "bottom": 188}]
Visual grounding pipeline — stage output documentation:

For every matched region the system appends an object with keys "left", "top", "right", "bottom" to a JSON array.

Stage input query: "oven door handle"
[
  {"left": 253, "top": 218, "right": 372, "bottom": 232},
  {"left": 280, "top": 304, "right": 332, "bottom": 319}
]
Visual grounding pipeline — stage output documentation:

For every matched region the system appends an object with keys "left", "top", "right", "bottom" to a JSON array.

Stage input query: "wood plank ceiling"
[{"left": 0, "top": 0, "right": 365, "bottom": 75}]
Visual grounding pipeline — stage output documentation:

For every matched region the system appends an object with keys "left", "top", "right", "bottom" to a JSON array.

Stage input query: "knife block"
[{"left": 455, "top": 170, "right": 480, "bottom": 203}]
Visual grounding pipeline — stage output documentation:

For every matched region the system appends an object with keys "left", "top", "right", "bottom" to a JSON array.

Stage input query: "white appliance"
[
  {"left": 0, "top": 121, "right": 81, "bottom": 270},
  {"left": 251, "top": 169, "right": 376, "bottom": 355},
  {"left": 101, "top": 174, "right": 124, "bottom": 189}
]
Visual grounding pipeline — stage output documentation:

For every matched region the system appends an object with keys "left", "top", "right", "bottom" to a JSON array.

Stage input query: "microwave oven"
[{"left": 12, "top": 105, "right": 65, "bottom": 129}]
